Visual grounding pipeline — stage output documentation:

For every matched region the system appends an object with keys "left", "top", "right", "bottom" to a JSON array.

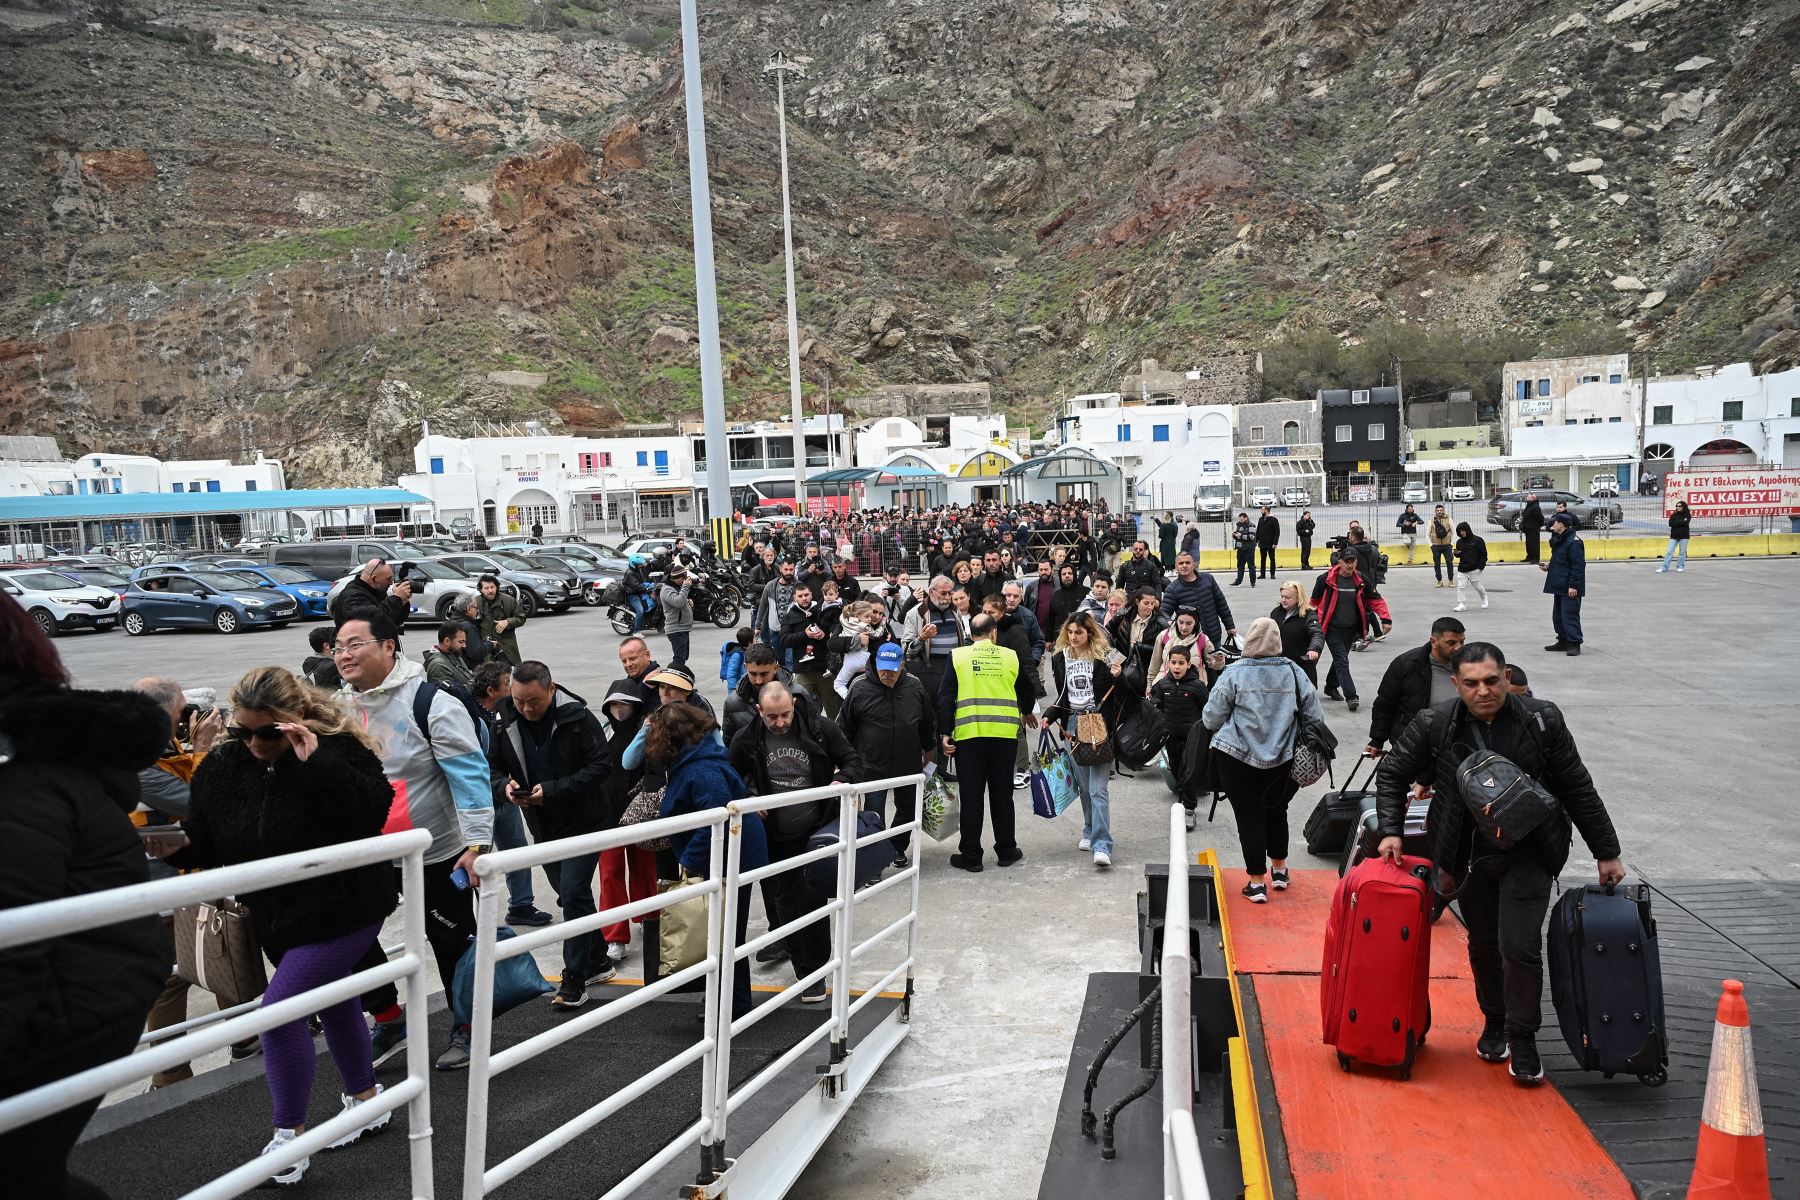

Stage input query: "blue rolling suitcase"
[
  {"left": 802, "top": 808, "right": 892, "bottom": 898},
  {"left": 1547, "top": 883, "right": 1669, "bottom": 1085}
]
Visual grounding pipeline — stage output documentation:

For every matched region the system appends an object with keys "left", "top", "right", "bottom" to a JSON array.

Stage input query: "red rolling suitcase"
[{"left": 1321, "top": 854, "right": 1434, "bottom": 1078}]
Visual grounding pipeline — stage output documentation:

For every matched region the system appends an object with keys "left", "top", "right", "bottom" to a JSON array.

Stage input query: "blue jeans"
[
  {"left": 548, "top": 856, "right": 597, "bottom": 986},
  {"left": 667, "top": 630, "right": 691, "bottom": 669},
  {"left": 493, "top": 802, "right": 536, "bottom": 915},
  {"left": 1551, "top": 594, "right": 1584, "bottom": 645},
  {"left": 1065, "top": 718, "right": 1112, "bottom": 856},
  {"left": 627, "top": 593, "right": 651, "bottom": 631},
  {"left": 1323, "top": 627, "right": 1358, "bottom": 700},
  {"left": 863, "top": 786, "right": 917, "bottom": 858},
  {"left": 1660, "top": 538, "right": 1688, "bottom": 570}
]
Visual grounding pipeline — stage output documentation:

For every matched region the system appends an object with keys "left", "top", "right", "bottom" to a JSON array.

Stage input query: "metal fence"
[
  {"left": 460, "top": 773, "right": 923, "bottom": 1200},
  {"left": 0, "top": 828, "right": 438, "bottom": 1200}
]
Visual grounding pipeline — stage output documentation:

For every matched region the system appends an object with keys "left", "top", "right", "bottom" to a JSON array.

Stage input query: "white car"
[
  {"left": 1589, "top": 476, "right": 1620, "bottom": 498},
  {"left": 1280, "top": 487, "right": 1312, "bottom": 507},
  {"left": 1401, "top": 482, "right": 1430, "bottom": 503},
  {"left": 0, "top": 568, "right": 122, "bottom": 636},
  {"left": 1447, "top": 484, "right": 1475, "bottom": 501},
  {"left": 1248, "top": 487, "right": 1279, "bottom": 508}
]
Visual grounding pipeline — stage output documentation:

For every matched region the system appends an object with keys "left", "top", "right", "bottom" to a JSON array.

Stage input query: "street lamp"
[{"left": 766, "top": 50, "right": 808, "bottom": 513}]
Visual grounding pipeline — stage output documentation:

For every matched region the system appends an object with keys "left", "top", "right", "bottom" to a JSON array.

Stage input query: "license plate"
[{"left": 96, "top": 618, "right": 115, "bottom": 628}]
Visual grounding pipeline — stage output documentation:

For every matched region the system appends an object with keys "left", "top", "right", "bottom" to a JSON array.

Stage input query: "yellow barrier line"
[
  {"left": 1200, "top": 847, "right": 1273, "bottom": 1200},
  {"left": 1187, "top": 532, "right": 1800, "bottom": 572}
]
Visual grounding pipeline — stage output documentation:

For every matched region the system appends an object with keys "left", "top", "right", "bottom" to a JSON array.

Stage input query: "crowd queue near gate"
[{"left": 0, "top": 485, "right": 1649, "bottom": 1195}]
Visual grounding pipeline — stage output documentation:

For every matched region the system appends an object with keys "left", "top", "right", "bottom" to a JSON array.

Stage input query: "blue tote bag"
[
  {"left": 451, "top": 925, "right": 554, "bottom": 1027},
  {"left": 1030, "top": 729, "right": 1080, "bottom": 819}
]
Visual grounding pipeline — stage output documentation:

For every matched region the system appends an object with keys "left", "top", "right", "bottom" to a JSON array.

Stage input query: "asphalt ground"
[{"left": 53, "top": 553, "right": 1800, "bottom": 1196}]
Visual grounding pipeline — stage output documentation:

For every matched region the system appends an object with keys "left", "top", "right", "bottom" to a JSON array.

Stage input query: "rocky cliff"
[{"left": 1, "top": 0, "right": 1794, "bottom": 481}]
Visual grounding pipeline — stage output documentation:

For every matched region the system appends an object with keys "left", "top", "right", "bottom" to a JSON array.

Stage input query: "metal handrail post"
[
  {"left": 828, "top": 783, "right": 857, "bottom": 1085},
  {"left": 697, "top": 810, "right": 727, "bottom": 1183},
  {"left": 709, "top": 807, "right": 748, "bottom": 1169},
  {"left": 904, "top": 780, "right": 923, "bottom": 1023},
  {"left": 461, "top": 876, "right": 505, "bottom": 1200},
  {"left": 400, "top": 846, "right": 436, "bottom": 1200},
  {"left": 1160, "top": 805, "right": 1203, "bottom": 1197}
]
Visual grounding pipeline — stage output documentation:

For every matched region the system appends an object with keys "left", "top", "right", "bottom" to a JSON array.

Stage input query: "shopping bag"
[
  {"left": 174, "top": 900, "right": 268, "bottom": 1008},
  {"left": 658, "top": 875, "right": 712, "bottom": 977},
  {"left": 450, "top": 926, "right": 554, "bottom": 1027},
  {"left": 920, "top": 762, "right": 960, "bottom": 842},
  {"left": 1030, "top": 730, "right": 1079, "bottom": 819}
]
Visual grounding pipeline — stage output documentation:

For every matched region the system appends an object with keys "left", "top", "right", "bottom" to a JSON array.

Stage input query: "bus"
[{"left": 731, "top": 478, "right": 859, "bottom": 517}]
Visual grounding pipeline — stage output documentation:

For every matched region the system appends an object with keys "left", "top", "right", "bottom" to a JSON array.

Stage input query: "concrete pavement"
[{"left": 51, "top": 554, "right": 1800, "bottom": 1194}]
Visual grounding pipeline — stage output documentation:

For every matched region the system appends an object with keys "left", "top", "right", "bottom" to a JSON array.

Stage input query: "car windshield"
[
  {"left": 488, "top": 552, "right": 540, "bottom": 571},
  {"left": 387, "top": 543, "right": 427, "bottom": 561},
  {"left": 188, "top": 571, "right": 265, "bottom": 590},
  {"left": 422, "top": 559, "right": 471, "bottom": 578},
  {"left": 76, "top": 569, "right": 131, "bottom": 584},
  {"left": 9, "top": 571, "right": 83, "bottom": 590}
]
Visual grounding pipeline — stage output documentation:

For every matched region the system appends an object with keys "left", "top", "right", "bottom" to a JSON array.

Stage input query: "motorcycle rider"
[{"left": 622, "top": 554, "right": 655, "bottom": 632}]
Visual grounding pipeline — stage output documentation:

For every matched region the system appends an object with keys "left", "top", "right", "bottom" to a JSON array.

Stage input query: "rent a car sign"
[{"left": 1664, "top": 469, "right": 1800, "bottom": 517}]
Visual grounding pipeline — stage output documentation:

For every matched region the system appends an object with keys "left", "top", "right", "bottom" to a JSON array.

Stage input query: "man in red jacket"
[{"left": 1309, "top": 551, "right": 1373, "bottom": 713}]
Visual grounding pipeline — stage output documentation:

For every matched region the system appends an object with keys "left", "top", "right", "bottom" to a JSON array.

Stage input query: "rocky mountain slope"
[{"left": 1, "top": 0, "right": 1794, "bottom": 481}]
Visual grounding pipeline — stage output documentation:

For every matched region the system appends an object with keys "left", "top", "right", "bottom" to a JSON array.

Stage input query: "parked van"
[{"left": 263, "top": 539, "right": 428, "bottom": 580}]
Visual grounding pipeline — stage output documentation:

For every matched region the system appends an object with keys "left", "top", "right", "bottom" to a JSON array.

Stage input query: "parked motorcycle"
[{"left": 606, "top": 568, "right": 739, "bottom": 636}]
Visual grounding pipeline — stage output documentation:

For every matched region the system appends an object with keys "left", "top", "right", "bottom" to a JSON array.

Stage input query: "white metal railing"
[
  {"left": 462, "top": 773, "right": 923, "bottom": 1200},
  {"left": 0, "top": 829, "right": 437, "bottom": 1200},
  {"left": 1159, "top": 805, "right": 1210, "bottom": 1200}
]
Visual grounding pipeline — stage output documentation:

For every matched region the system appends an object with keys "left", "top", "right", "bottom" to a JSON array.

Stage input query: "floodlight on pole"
[
  {"left": 766, "top": 50, "right": 808, "bottom": 515},
  {"left": 677, "top": 0, "right": 735, "bottom": 555}
]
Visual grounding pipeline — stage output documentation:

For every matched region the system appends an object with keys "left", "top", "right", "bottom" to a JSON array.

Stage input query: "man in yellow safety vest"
[{"left": 937, "top": 612, "right": 1039, "bottom": 872}]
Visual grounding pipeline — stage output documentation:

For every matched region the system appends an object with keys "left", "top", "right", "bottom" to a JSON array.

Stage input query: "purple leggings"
[{"left": 261, "top": 922, "right": 381, "bottom": 1129}]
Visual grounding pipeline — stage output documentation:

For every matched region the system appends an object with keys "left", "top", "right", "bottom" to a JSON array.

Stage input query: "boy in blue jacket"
[{"left": 720, "top": 627, "right": 751, "bottom": 690}]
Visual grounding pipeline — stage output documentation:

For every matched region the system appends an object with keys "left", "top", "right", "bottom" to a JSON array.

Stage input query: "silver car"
[{"left": 1486, "top": 490, "right": 1624, "bottom": 532}]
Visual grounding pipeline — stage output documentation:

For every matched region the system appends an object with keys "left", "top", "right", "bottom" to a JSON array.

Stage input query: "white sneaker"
[
  {"left": 1093, "top": 850, "right": 1112, "bottom": 868},
  {"left": 1655, "top": 567, "right": 1666, "bottom": 573},
  {"left": 1481, "top": 599, "right": 1489, "bottom": 609},
  {"left": 1676, "top": 566, "right": 1685, "bottom": 572},
  {"left": 1012, "top": 771, "right": 1028, "bottom": 789},
  {"left": 260, "top": 1128, "right": 309, "bottom": 1186},
  {"left": 606, "top": 941, "right": 628, "bottom": 963},
  {"left": 1077, "top": 837, "right": 1092, "bottom": 852},
  {"left": 327, "top": 1084, "right": 390, "bottom": 1150},
  {"left": 1452, "top": 603, "right": 1467, "bottom": 612}
]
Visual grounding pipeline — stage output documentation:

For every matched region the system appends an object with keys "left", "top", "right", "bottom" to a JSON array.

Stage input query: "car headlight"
[
  {"left": 50, "top": 595, "right": 88, "bottom": 604},
  {"left": 241, "top": 597, "right": 266, "bottom": 607}
]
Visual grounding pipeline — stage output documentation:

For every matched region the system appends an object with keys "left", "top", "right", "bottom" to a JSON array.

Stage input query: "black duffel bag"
[{"left": 1112, "top": 695, "right": 1168, "bottom": 770}]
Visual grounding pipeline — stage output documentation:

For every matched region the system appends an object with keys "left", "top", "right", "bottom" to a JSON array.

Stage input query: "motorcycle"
[{"left": 606, "top": 568, "right": 740, "bottom": 636}]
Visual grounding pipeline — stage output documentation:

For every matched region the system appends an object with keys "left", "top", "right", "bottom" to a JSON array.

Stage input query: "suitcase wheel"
[
  {"left": 1638, "top": 1068, "right": 1669, "bottom": 1088},
  {"left": 1337, "top": 1052, "right": 1352, "bottom": 1073}
]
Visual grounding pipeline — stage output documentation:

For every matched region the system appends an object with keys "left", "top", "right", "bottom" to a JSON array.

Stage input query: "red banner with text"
[{"left": 1663, "top": 468, "right": 1800, "bottom": 518}]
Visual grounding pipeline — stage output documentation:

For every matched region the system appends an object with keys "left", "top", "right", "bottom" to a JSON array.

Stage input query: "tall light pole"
[
  {"left": 678, "top": 0, "right": 735, "bottom": 557},
  {"left": 766, "top": 50, "right": 808, "bottom": 513}
]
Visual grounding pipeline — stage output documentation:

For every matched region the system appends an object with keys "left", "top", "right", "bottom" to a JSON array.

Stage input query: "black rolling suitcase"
[
  {"left": 1338, "top": 791, "right": 1430, "bottom": 877},
  {"left": 1303, "top": 756, "right": 1373, "bottom": 856},
  {"left": 1547, "top": 883, "right": 1670, "bottom": 1085}
]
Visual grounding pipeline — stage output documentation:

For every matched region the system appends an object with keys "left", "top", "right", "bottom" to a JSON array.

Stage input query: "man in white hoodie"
[{"left": 335, "top": 613, "right": 495, "bottom": 1071}]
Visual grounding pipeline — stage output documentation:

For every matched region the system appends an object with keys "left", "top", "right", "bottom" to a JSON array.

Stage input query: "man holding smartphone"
[
  {"left": 491, "top": 661, "right": 613, "bottom": 1009},
  {"left": 329, "top": 557, "right": 413, "bottom": 629}
]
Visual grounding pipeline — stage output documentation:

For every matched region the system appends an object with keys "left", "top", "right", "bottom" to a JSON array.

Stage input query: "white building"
[
  {"left": 402, "top": 430, "right": 697, "bottom": 537},
  {"left": 1501, "top": 353, "right": 1635, "bottom": 451},
  {"left": 0, "top": 440, "right": 288, "bottom": 498},
  {"left": 684, "top": 416, "right": 852, "bottom": 514},
  {"left": 854, "top": 414, "right": 1008, "bottom": 468},
  {"left": 1053, "top": 394, "right": 1235, "bottom": 511}
]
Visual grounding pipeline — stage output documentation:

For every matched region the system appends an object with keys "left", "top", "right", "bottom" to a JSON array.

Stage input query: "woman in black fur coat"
[{"left": 153, "top": 666, "right": 397, "bottom": 1185}]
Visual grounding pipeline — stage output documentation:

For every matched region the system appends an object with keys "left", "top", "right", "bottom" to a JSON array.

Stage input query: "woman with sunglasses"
[{"left": 149, "top": 666, "right": 396, "bottom": 1186}]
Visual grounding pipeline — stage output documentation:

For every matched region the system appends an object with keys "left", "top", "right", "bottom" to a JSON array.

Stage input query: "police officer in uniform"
[{"left": 936, "top": 613, "right": 1040, "bottom": 872}]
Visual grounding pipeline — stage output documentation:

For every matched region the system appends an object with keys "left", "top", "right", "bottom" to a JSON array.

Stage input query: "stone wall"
[
  {"left": 1117, "top": 355, "right": 1262, "bottom": 407},
  {"left": 843, "top": 382, "right": 992, "bottom": 419}
]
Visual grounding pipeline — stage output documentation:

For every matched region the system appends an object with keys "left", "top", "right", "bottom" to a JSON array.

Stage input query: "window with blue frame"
[
  {"left": 636, "top": 450, "right": 648, "bottom": 466},
  {"left": 430, "top": 457, "right": 444, "bottom": 474},
  {"left": 1152, "top": 424, "right": 1169, "bottom": 442},
  {"left": 172, "top": 484, "right": 183, "bottom": 493},
  {"left": 246, "top": 480, "right": 257, "bottom": 490},
  {"left": 77, "top": 478, "right": 88, "bottom": 495},
  {"left": 1116, "top": 423, "right": 1131, "bottom": 441},
  {"left": 189, "top": 482, "right": 201, "bottom": 492},
  {"left": 1516, "top": 381, "right": 1529, "bottom": 401},
  {"left": 205, "top": 480, "right": 221, "bottom": 492},
  {"left": 653, "top": 449, "right": 669, "bottom": 475}
]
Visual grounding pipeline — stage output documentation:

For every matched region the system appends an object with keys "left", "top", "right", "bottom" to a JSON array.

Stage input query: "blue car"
[
  {"left": 121, "top": 569, "right": 299, "bottom": 635},
  {"left": 129, "top": 561, "right": 332, "bottom": 618}
]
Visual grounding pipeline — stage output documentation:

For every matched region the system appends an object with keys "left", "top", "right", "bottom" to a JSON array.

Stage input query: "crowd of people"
[{"left": 0, "top": 488, "right": 1644, "bottom": 1194}]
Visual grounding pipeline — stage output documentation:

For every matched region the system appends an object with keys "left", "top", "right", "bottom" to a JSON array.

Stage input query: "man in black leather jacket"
[{"left": 1374, "top": 642, "right": 1622, "bottom": 1087}]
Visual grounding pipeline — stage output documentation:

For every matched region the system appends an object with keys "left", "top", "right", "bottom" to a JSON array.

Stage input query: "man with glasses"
[
  {"left": 902, "top": 573, "right": 968, "bottom": 703},
  {"left": 334, "top": 615, "right": 495, "bottom": 1071}
]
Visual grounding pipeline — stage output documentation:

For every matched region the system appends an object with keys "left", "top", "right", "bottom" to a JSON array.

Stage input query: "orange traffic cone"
[{"left": 1688, "top": 979, "right": 1771, "bottom": 1199}]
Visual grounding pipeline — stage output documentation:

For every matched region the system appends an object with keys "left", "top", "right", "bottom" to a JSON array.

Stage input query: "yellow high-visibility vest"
[{"left": 950, "top": 640, "right": 1021, "bottom": 741}]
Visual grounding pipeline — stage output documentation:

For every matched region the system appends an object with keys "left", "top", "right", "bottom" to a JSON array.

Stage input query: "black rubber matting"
[
  {"left": 75, "top": 986, "right": 896, "bottom": 1199},
  {"left": 1546, "top": 877, "right": 1800, "bottom": 1200}
]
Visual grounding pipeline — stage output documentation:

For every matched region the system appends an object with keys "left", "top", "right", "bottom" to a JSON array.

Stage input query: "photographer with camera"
[{"left": 329, "top": 557, "right": 413, "bottom": 631}]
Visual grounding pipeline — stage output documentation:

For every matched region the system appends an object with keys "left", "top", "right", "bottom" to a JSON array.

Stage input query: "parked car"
[
  {"left": 1446, "top": 484, "right": 1476, "bottom": 501},
  {"left": 1522, "top": 474, "right": 1556, "bottom": 490},
  {"left": 536, "top": 542, "right": 630, "bottom": 575},
  {"left": 216, "top": 563, "right": 335, "bottom": 618},
  {"left": 521, "top": 549, "right": 622, "bottom": 606},
  {"left": 324, "top": 557, "right": 507, "bottom": 623},
  {"left": 1486, "top": 491, "right": 1624, "bottom": 532},
  {"left": 1401, "top": 482, "right": 1430, "bottom": 503},
  {"left": 1248, "top": 486, "right": 1279, "bottom": 508},
  {"left": 121, "top": 570, "right": 299, "bottom": 635},
  {"left": 1589, "top": 475, "right": 1620, "bottom": 498},
  {"left": 50, "top": 564, "right": 134, "bottom": 597},
  {"left": 1280, "top": 486, "right": 1312, "bottom": 507},
  {"left": 0, "top": 568, "right": 122, "bottom": 636},
  {"left": 430, "top": 551, "right": 578, "bottom": 617}
]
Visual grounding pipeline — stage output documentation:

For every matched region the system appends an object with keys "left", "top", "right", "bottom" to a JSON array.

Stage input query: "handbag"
[
  {"left": 450, "top": 925, "right": 553, "bottom": 1027},
  {"left": 658, "top": 875, "right": 712, "bottom": 976},
  {"left": 1029, "top": 729, "right": 1080, "bottom": 818},
  {"left": 174, "top": 900, "right": 268, "bottom": 1008},
  {"left": 920, "top": 762, "right": 960, "bottom": 842},
  {"left": 1288, "top": 667, "right": 1338, "bottom": 786},
  {"left": 1071, "top": 711, "right": 1112, "bottom": 765},
  {"left": 617, "top": 781, "right": 672, "bottom": 852}
]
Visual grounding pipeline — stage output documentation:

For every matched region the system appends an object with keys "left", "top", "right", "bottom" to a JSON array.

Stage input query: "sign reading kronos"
[{"left": 1664, "top": 469, "right": 1800, "bottom": 518}]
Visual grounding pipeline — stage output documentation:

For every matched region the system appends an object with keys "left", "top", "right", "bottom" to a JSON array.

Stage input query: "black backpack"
[
  {"left": 1454, "top": 717, "right": 1558, "bottom": 851},
  {"left": 412, "top": 679, "right": 491, "bottom": 753}
]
